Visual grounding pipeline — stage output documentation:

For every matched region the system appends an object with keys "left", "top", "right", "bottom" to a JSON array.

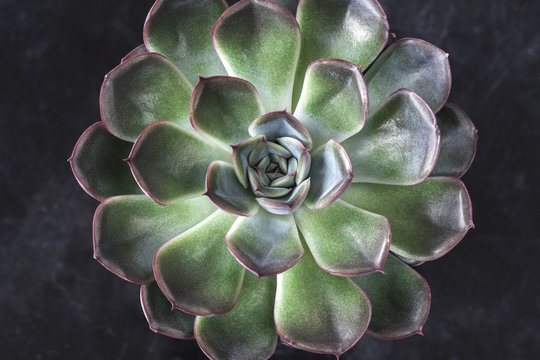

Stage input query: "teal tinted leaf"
[
  {"left": 232, "top": 135, "right": 265, "bottom": 188},
  {"left": 295, "top": 199, "right": 390, "bottom": 276},
  {"left": 275, "top": 239, "right": 371, "bottom": 356},
  {"left": 191, "top": 76, "right": 264, "bottom": 149},
  {"left": 294, "top": 0, "right": 388, "bottom": 106},
  {"left": 226, "top": 208, "right": 303, "bottom": 276},
  {"left": 141, "top": 282, "right": 196, "bottom": 339},
  {"left": 431, "top": 103, "right": 478, "bottom": 177},
  {"left": 249, "top": 111, "right": 312, "bottom": 149},
  {"left": 144, "top": 0, "right": 228, "bottom": 85},
  {"left": 256, "top": 178, "right": 310, "bottom": 215},
  {"left": 128, "top": 121, "right": 230, "bottom": 205},
  {"left": 304, "top": 139, "right": 353, "bottom": 209},
  {"left": 154, "top": 210, "right": 245, "bottom": 315},
  {"left": 213, "top": 0, "right": 301, "bottom": 111},
  {"left": 352, "top": 254, "right": 431, "bottom": 339},
  {"left": 100, "top": 53, "right": 193, "bottom": 141},
  {"left": 121, "top": 44, "right": 148, "bottom": 63},
  {"left": 342, "top": 89, "right": 440, "bottom": 185},
  {"left": 271, "top": 0, "right": 299, "bottom": 15},
  {"left": 69, "top": 122, "right": 141, "bottom": 201},
  {"left": 206, "top": 161, "right": 259, "bottom": 216},
  {"left": 93, "top": 195, "right": 216, "bottom": 284},
  {"left": 365, "top": 38, "right": 451, "bottom": 113},
  {"left": 342, "top": 177, "right": 473, "bottom": 261},
  {"left": 195, "top": 274, "right": 277, "bottom": 360},
  {"left": 294, "top": 59, "right": 368, "bottom": 149}
]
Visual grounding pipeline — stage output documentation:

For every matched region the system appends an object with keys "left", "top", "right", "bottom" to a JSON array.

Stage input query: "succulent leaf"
[
  {"left": 153, "top": 210, "right": 245, "bottom": 316},
  {"left": 352, "top": 254, "right": 431, "bottom": 339},
  {"left": 121, "top": 44, "right": 148, "bottom": 63},
  {"left": 191, "top": 76, "right": 264, "bottom": 149},
  {"left": 256, "top": 178, "right": 310, "bottom": 215},
  {"left": 128, "top": 121, "right": 230, "bottom": 205},
  {"left": 295, "top": 199, "right": 390, "bottom": 276},
  {"left": 94, "top": 195, "right": 216, "bottom": 284},
  {"left": 294, "top": 0, "right": 388, "bottom": 106},
  {"left": 342, "top": 89, "right": 440, "bottom": 185},
  {"left": 205, "top": 161, "right": 259, "bottom": 216},
  {"left": 140, "top": 282, "right": 196, "bottom": 339},
  {"left": 274, "top": 238, "right": 371, "bottom": 356},
  {"left": 100, "top": 53, "right": 193, "bottom": 142},
  {"left": 342, "top": 177, "right": 473, "bottom": 261},
  {"left": 270, "top": 0, "right": 299, "bottom": 15},
  {"left": 294, "top": 59, "right": 368, "bottom": 149},
  {"left": 364, "top": 38, "right": 451, "bottom": 113},
  {"left": 212, "top": 0, "right": 301, "bottom": 111},
  {"left": 69, "top": 122, "right": 142, "bottom": 201},
  {"left": 431, "top": 103, "right": 478, "bottom": 177},
  {"left": 144, "top": 0, "right": 228, "bottom": 85},
  {"left": 195, "top": 273, "right": 277, "bottom": 360},
  {"left": 232, "top": 135, "right": 265, "bottom": 188},
  {"left": 226, "top": 208, "right": 303, "bottom": 276},
  {"left": 304, "top": 139, "right": 353, "bottom": 209},
  {"left": 249, "top": 111, "right": 312, "bottom": 149}
]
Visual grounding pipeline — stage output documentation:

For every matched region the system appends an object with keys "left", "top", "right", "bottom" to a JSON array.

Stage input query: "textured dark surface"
[{"left": 1, "top": 0, "right": 539, "bottom": 359}]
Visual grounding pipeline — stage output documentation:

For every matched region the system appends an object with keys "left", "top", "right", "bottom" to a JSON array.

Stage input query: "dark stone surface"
[{"left": 1, "top": 0, "right": 539, "bottom": 359}]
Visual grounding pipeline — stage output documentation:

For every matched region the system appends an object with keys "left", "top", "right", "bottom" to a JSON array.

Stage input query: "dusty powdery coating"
[{"left": 69, "top": 0, "right": 477, "bottom": 359}]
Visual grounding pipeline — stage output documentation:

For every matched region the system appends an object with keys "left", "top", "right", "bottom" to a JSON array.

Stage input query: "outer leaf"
[
  {"left": 271, "top": 0, "right": 299, "bottom": 15},
  {"left": 249, "top": 111, "right": 312, "bottom": 149},
  {"left": 127, "top": 121, "right": 230, "bottom": 205},
  {"left": 141, "top": 282, "right": 196, "bottom": 339},
  {"left": 195, "top": 274, "right": 277, "bottom": 360},
  {"left": 304, "top": 139, "right": 353, "bottom": 209},
  {"left": 431, "top": 103, "right": 478, "bottom": 177},
  {"left": 341, "top": 177, "right": 473, "bottom": 261},
  {"left": 294, "top": 0, "right": 388, "bottom": 106},
  {"left": 342, "top": 89, "right": 440, "bottom": 185},
  {"left": 226, "top": 208, "right": 303, "bottom": 276},
  {"left": 352, "top": 254, "right": 431, "bottom": 339},
  {"left": 69, "top": 122, "right": 141, "bottom": 201},
  {"left": 213, "top": 0, "right": 301, "bottom": 111},
  {"left": 364, "top": 38, "right": 451, "bottom": 113},
  {"left": 294, "top": 59, "right": 368, "bottom": 149},
  {"left": 206, "top": 161, "right": 259, "bottom": 216},
  {"left": 122, "top": 44, "right": 148, "bottom": 63},
  {"left": 93, "top": 195, "right": 216, "bottom": 284},
  {"left": 144, "top": 0, "right": 228, "bottom": 85},
  {"left": 191, "top": 76, "right": 264, "bottom": 149},
  {"left": 295, "top": 199, "right": 390, "bottom": 276},
  {"left": 100, "top": 53, "right": 193, "bottom": 142},
  {"left": 275, "top": 238, "right": 371, "bottom": 356},
  {"left": 154, "top": 210, "right": 245, "bottom": 316}
]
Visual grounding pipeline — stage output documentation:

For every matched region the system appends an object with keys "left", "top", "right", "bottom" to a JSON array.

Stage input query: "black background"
[{"left": 1, "top": 0, "right": 539, "bottom": 359}]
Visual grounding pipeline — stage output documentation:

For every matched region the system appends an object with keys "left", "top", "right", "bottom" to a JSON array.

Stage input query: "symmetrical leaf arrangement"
[{"left": 69, "top": 0, "right": 477, "bottom": 358}]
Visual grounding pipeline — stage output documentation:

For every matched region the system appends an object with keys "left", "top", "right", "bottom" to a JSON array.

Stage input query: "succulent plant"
[{"left": 69, "top": 0, "right": 478, "bottom": 358}]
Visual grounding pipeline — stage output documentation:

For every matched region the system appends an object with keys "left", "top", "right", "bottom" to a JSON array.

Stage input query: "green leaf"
[
  {"left": 431, "top": 103, "right": 478, "bottom": 178},
  {"left": 304, "top": 139, "right": 353, "bottom": 209},
  {"left": 274, "top": 238, "right": 371, "bottom": 356},
  {"left": 226, "top": 208, "right": 303, "bottom": 276},
  {"left": 100, "top": 53, "right": 193, "bottom": 142},
  {"left": 256, "top": 178, "right": 311, "bottom": 215},
  {"left": 294, "top": 59, "right": 368, "bottom": 149},
  {"left": 249, "top": 111, "right": 312, "bottom": 149},
  {"left": 294, "top": 0, "right": 388, "bottom": 107},
  {"left": 69, "top": 122, "right": 141, "bottom": 201},
  {"left": 154, "top": 210, "right": 245, "bottom": 315},
  {"left": 195, "top": 273, "right": 277, "bottom": 360},
  {"left": 352, "top": 254, "right": 431, "bottom": 339},
  {"left": 128, "top": 121, "right": 230, "bottom": 205},
  {"left": 93, "top": 195, "right": 216, "bottom": 284},
  {"left": 295, "top": 199, "right": 390, "bottom": 276},
  {"left": 341, "top": 177, "right": 473, "bottom": 261},
  {"left": 342, "top": 89, "right": 440, "bottom": 185},
  {"left": 364, "top": 38, "right": 451, "bottom": 113},
  {"left": 191, "top": 76, "right": 264, "bottom": 149},
  {"left": 213, "top": 0, "right": 301, "bottom": 111},
  {"left": 140, "top": 282, "right": 196, "bottom": 339},
  {"left": 205, "top": 161, "right": 259, "bottom": 216},
  {"left": 121, "top": 44, "right": 148, "bottom": 63},
  {"left": 232, "top": 135, "right": 265, "bottom": 188},
  {"left": 144, "top": 0, "right": 228, "bottom": 85}
]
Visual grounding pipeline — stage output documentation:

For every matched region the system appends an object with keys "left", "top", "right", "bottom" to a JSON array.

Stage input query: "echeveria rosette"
[{"left": 69, "top": 0, "right": 478, "bottom": 358}]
